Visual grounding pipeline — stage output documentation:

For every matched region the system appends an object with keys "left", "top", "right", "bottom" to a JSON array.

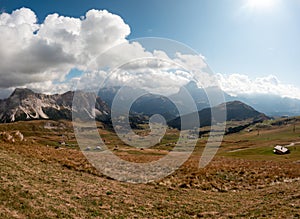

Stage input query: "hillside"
[
  {"left": 168, "top": 101, "right": 269, "bottom": 130},
  {"left": 0, "top": 119, "right": 299, "bottom": 218}
]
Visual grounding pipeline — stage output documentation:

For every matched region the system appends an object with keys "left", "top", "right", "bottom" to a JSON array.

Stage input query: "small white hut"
[{"left": 273, "top": 145, "right": 290, "bottom": 155}]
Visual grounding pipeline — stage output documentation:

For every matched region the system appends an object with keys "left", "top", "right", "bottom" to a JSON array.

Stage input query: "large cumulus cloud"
[
  {"left": 0, "top": 8, "right": 131, "bottom": 88},
  {"left": 0, "top": 8, "right": 208, "bottom": 97}
]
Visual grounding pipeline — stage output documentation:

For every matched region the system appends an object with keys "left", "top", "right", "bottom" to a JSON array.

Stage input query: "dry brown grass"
[{"left": 0, "top": 120, "right": 300, "bottom": 218}]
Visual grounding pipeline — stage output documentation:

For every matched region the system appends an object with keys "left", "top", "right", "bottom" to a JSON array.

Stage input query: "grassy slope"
[
  {"left": 1, "top": 142, "right": 299, "bottom": 218},
  {"left": 220, "top": 122, "right": 300, "bottom": 160},
  {"left": 0, "top": 120, "right": 299, "bottom": 218}
]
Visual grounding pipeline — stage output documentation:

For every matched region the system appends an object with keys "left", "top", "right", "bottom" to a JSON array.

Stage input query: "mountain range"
[
  {"left": 99, "top": 82, "right": 300, "bottom": 117},
  {"left": 176, "top": 81, "right": 300, "bottom": 116},
  {"left": 0, "top": 83, "right": 297, "bottom": 127},
  {"left": 0, "top": 88, "right": 110, "bottom": 123},
  {"left": 229, "top": 93, "right": 300, "bottom": 117}
]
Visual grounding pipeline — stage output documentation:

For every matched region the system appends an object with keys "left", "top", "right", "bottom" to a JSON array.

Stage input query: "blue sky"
[{"left": 0, "top": 0, "right": 300, "bottom": 97}]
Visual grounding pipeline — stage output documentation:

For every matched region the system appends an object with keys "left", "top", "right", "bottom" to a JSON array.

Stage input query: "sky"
[{"left": 0, "top": 0, "right": 300, "bottom": 99}]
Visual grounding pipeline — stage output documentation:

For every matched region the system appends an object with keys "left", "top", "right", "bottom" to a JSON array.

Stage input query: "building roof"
[{"left": 274, "top": 145, "right": 289, "bottom": 153}]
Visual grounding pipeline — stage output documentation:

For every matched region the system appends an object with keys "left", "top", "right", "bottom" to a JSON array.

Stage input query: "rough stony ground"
[{"left": 0, "top": 141, "right": 300, "bottom": 218}]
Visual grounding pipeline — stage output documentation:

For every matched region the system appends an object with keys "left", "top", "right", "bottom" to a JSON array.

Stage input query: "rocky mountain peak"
[
  {"left": 10, "top": 88, "right": 35, "bottom": 98},
  {"left": 0, "top": 89, "right": 110, "bottom": 123}
]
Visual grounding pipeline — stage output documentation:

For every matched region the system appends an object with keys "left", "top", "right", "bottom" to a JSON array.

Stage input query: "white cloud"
[
  {"left": 218, "top": 73, "right": 300, "bottom": 99},
  {"left": 1, "top": 8, "right": 203, "bottom": 97},
  {"left": 0, "top": 8, "right": 38, "bottom": 30},
  {"left": 0, "top": 6, "right": 220, "bottom": 100},
  {"left": 0, "top": 8, "right": 131, "bottom": 89},
  {"left": 84, "top": 53, "right": 210, "bottom": 96},
  {"left": 174, "top": 53, "right": 207, "bottom": 71}
]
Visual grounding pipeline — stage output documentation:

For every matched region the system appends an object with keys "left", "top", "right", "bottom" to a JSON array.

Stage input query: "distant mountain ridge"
[
  {"left": 98, "top": 86, "right": 180, "bottom": 121},
  {"left": 0, "top": 85, "right": 294, "bottom": 126},
  {"left": 97, "top": 82, "right": 227, "bottom": 122},
  {"left": 98, "top": 82, "right": 300, "bottom": 118},
  {"left": 178, "top": 81, "right": 300, "bottom": 116},
  {"left": 167, "top": 101, "right": 269, "bottom": 130},
  {"left": 230, "top": 93, "right": 300, "bottom": 117}
]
